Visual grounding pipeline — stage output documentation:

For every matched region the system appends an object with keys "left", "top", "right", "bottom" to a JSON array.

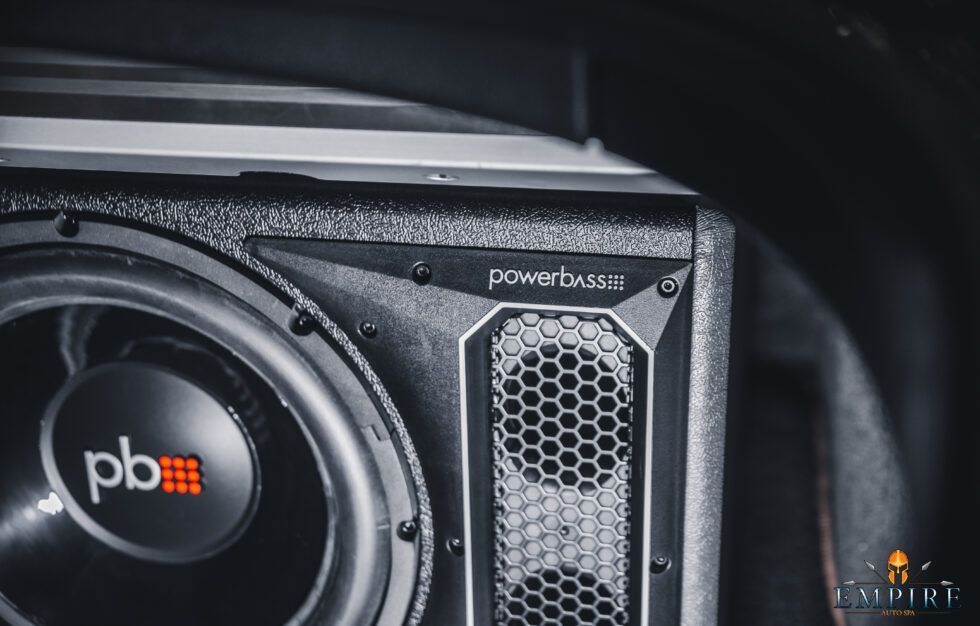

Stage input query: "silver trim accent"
[
  {"left": 0, "top": 116, "right": 695, "bottom": 194},
  {"left": 459, "top": 303, "right": 654, "bottom": 626},
  {"left": 0, "top": 76, "right": 425, "bottom": 105}
]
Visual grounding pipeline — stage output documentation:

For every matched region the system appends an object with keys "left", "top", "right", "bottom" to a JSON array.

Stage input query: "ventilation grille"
[{"left": 491, "top": 312, "right": 634, "bottom": 626}]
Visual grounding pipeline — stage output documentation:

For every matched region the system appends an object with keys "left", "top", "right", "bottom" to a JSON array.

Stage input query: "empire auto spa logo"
[
  {"left": 488, "top": 265, "right": 625, "bottom": 291},
  {"left": 834, "top": 549, "right": 962, "bottom": 617},
  {"left": 85, "top": 435, "right": 204, "bottom": 504}
]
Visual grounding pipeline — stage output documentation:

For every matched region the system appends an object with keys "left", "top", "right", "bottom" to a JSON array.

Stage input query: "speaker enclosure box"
[{"left": 0, "top": 171, "right": 733, "bottom": 625}]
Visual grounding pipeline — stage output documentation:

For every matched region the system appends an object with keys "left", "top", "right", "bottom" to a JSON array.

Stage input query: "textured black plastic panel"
[{"left": 0, "top": 174, "right": 694, "bottom": 260}]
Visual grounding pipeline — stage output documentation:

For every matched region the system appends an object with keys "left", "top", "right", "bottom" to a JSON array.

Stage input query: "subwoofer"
[{"left": 0, "top": 174, "right": 733, "bottom": 625}]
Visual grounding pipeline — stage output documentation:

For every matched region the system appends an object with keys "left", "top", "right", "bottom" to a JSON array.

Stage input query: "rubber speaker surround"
[{"left": 0, "top": 220, "right": 417, "bottom": 626}]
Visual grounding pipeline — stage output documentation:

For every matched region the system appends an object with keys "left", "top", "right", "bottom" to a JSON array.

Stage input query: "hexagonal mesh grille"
[{"left": 491, "top": 312, "right": 634, "bottom": 626}]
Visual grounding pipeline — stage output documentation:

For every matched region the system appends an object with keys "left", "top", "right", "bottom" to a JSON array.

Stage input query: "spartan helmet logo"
[{"left": 887, "top": 549, "right": 910, "bottom": 585}]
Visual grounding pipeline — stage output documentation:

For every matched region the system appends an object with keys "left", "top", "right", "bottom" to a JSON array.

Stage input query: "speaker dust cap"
[{"left": 40, "top": 361, "right": 258, "bottom": 563}]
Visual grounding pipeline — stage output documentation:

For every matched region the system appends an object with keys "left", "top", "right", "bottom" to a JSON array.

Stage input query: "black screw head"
[
  {"left": 54, "top": 211, "right": 79, "bottom": 238},
  {"left": 358, "top": 321, "right": 378, "bottom": 338},
  {"left": 657, "top": 276, "right": 679, "bottom": 298},
  {"left": 446, "top": 537, "right": 464, "bottom": 556},
  {"left": 289, "top": 309, "right": 316, "bottom": 336},
  {"left": 650, "top": 555, "right": 671, "bottom": 574},
  {"left": 411, "top": 262, "right": 432, "bottom": 285},
  {"left": 397, "top": 520, "right": 418, "bottom": 541}
]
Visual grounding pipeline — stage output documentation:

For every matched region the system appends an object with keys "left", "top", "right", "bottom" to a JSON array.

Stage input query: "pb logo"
[{"left": 84, "top": 435, "right": 203, "bottom": 504}]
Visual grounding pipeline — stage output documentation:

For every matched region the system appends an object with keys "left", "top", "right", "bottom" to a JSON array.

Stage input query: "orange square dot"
[
  {"left": 174, "top": 469, "right": 187, "bottom": 481},
  {"left": 187, "top": 470, "right": 200, "bottom": 483},
  {"left": 186, "top": 457, "right": 199, "bottom": 470},
  {"left": 162, "top": 480, "right": 175, "bottom": 493},
  {"left": 161, "top": 468, "right": 174, "bottom": 480},
  {"left": 159, "top": 456, "right": 172, "bottom": 468},
  {"left": 173, "top": 457, "right": 185, "bottom": 469},
  {"left": 176, "top": 481, "right": 188, "bottom": 494},
  {"left": 189, "top": 483, "right": 202, "bottom": 495}
]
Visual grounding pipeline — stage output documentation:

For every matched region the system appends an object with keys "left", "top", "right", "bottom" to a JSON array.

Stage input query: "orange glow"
[{"left": 158, "top": 453, "right": 203, "bottom": 494}]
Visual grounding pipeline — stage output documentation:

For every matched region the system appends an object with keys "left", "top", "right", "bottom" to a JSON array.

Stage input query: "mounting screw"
[
  {"left": 289, "top": 309, "right": 316, "bottom": 335},
  {"left": 411, "top": 262, "right": 432, "bottom": 285},
  {"left": 446, "top": 537, "right": 464, "bottom": 557},
  {"left": 397, "top": 519, "right": 418, "bottom": 541},
  {"left": 657, "top": 276, "right": 679, "bottom": 298},
  {"left": 425, "top": 172, "right": 458, "bottom": 182},
  {"left": 54, "top": 211, "right": 79, "bottom": 238},
  {"left": 650, "top": 555, "right": 671, "bottom": 574},
  {"left": 359, "top": 321, "right": 378, "bottom": 338}
]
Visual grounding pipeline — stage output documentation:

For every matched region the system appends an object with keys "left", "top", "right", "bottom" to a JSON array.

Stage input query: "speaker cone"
[
  {"left": 0, "top": 224, "right": 418, "bottom": 626},
  {"left": 0, "top": 300, "right": 327, "bottom": 624}
]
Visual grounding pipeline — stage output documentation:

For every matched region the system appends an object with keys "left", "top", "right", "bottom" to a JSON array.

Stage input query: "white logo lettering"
[
  {"left": 487, "top": 265, "right": 625, "bottom": 292},
  {"left": 85, "top": 436, "right": 161, "bottom": 504}
]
